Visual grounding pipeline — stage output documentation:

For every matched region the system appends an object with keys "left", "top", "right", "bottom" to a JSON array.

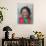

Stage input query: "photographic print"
[{"left": 17, "top": 3, "right": 33, "bottom": 24}]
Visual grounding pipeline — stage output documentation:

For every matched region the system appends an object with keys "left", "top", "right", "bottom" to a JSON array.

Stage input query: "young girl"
[{"left": 19, "top": 6, "right": 31, "bottom": 24}]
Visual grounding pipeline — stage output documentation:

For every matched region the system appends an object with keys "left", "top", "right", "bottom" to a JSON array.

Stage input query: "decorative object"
[
  {"left": 18, "top": 3, "right": 33, "bottom": 24},
  {"left": 12, "top": 33, "right": 15, "bottom": 39},
  {"left": 0, "top": 11, "right": 3, "bottom": 23},
  {"left": 33, "top": 31, "right": 44, "bottom": 39},
  {"left": 0, "top": 7, "right": 8, "bottom": 23},
  {"left": 3, "top": 26, "right": 12, "bottom": 39},
  {"left": 30, "top": 35, "right": 35, "bottom": 39}
]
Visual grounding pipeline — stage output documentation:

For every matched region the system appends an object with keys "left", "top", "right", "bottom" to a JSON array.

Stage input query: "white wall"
[{"left": 0, "top": 0, "right": 46, "bottom": 46}]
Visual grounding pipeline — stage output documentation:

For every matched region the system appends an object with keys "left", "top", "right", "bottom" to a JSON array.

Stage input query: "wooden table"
[{"left": 2, "top": 38, "right": 44, "bottom": 46}]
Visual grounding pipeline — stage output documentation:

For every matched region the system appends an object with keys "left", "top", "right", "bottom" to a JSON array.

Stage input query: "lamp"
[{"left": 3, "top": 26, "right": 12, "bottom": 39}]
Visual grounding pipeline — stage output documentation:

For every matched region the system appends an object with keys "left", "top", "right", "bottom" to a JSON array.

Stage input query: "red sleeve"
[
  {"left": 19, "top": 17, "right": 24, "bottom": 24},
  {"left": 28, "top": 18, "right": 31, "bottom": 24}
]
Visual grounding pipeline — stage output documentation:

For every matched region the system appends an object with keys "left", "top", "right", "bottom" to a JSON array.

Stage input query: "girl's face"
[{"left": 21, "top": 9, "right": 29, "bottom": 18}]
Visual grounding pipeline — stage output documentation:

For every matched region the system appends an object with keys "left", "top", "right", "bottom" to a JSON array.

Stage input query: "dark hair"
[{"left": 20, "top": 6, "right": 31, "bottom": 16}]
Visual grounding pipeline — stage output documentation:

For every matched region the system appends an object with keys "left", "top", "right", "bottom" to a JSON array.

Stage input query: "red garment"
[
  {"left": 19, "top": 17, "right": 24, "bottom": 24},
  {"left": 19, "top": 17, "right": 31, "bottom": 24}
]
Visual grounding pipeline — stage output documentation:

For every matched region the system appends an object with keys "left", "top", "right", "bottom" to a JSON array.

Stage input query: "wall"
[{"left": 0, "top": 0, "right": 46, "bottom": 46}]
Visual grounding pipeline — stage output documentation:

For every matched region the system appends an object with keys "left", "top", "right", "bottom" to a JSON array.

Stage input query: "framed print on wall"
[{"left": 17, "top": 3, "right": 33, "bottom": 24}]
